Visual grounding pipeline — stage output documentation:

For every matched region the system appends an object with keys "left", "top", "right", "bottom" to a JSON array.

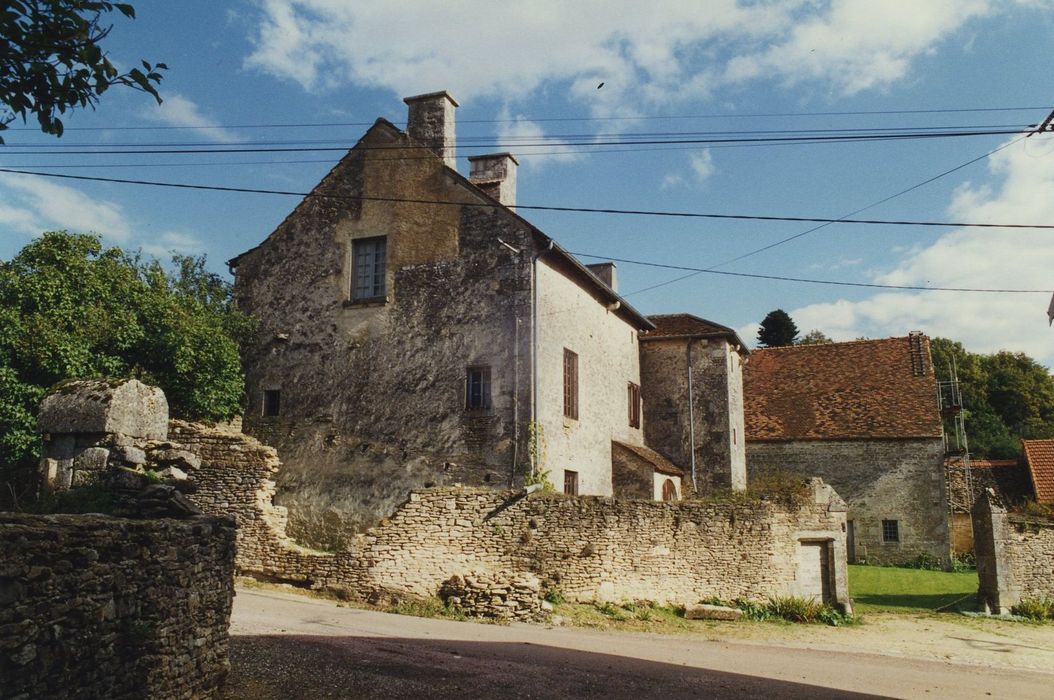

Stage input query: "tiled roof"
[
  {"left": 613, "top": 441, "right": 685, "bottom": 477},
  {"left": 744, "top": 336, "right": 943, "bottom": 441},
  {"left": 1022, "top": 439, "right": 1054, "bottom": 503},
  {"left": 642, "top": 314, "right": 747, "bottom": 350}
]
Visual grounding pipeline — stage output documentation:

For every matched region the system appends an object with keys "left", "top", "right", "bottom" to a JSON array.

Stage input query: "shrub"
[{"left": 1011, "top": 598, "right": 1054, "bottom": 621}]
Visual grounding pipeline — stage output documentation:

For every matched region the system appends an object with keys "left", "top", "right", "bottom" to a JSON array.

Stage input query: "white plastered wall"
[{"left": 535, "top": 260, "right": 643, "bottom": 496}]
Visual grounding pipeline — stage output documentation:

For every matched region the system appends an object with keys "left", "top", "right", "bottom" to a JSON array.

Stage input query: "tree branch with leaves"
[{"left": 0, "top": 0, "right": 165, "bottom": 142}]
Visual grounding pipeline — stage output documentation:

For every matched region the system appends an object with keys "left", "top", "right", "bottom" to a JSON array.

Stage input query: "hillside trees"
[
  {"left": 930, "top": 338, "right": 1054, "bottom": 458},
  {"left": 1, "top": 1, "right": 165, "bottom": 142},
  {"left": 0, "top": 232, "right": 252, "bottom": 498}
]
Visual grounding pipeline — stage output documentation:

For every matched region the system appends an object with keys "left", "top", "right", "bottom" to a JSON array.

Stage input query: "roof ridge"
[{"left": 752, "top": 335, "right": 918, "bottom": 352}]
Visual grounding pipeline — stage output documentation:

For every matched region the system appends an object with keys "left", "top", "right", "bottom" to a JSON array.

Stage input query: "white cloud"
[
  {"left": 0, "top": 174, "right": 132, "bottom": 241},
  {"left": 660, "top": 173, "right": 685, "bottom": 190},
  {"left": 782, "top": 137, "right": 1054, "bottom": 367},
  {"left": 689, "top": 150, "right": 715, "bottom": 182},
  {"left": 243, "top": 1, "right": 1005, "bottom": 107},
  {"left": 139, "top": 231, "right": 206, "bottom": 258},
  {"left": 495, "top": 111, "right": 582, "bottom": 169},
  {"left": 139, "top": 93, "right": 240, "bottom": 143}
]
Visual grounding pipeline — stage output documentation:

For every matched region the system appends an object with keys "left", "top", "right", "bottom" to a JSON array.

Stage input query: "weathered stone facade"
[
  {"left": 230, "top": 92, "right": 683, "bottom": 547},
  {"left": 640, "top": 324, "right": 747, "bottom": 494},
  {"left": 0, "top": 513, "right": 235, "bottom": 700},
  {"left": 747, "top": 438, "right": 949, "bottom": 565},
  {"left": 174, "top": 421, "right": 850, "bottom": 611},
  {"left": 946, "top": 458, "right": 1033, "bottom": 553},
  {"left": 974, "top": 491, "right": 1054, "bottom": 614}
]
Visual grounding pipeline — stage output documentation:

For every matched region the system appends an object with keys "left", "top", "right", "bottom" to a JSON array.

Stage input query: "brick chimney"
[
  {"left": 403, "top": 90, "right": 458, "bottom": 169},
  {"left": 468, "top": 153, "right": 518, "bottom": 207}
]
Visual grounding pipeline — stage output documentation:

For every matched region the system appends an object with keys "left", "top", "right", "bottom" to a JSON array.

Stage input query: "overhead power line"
[
  {"left": 0, "top": 127, "right": 1027, "bottom": 156},
  {"left": 1, "top": 105, "right": 1046, "bottom": 132},
  {"left": 571, "top": 253, "right": 1047, "bottom": 294},
  {"left": 2, "top": 166, "right": 1053, "bottom": 232}
]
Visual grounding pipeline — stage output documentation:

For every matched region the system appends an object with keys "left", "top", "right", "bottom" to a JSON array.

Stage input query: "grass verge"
[{"left": 848, "top": 564, "right": 977, "bottom": 613}]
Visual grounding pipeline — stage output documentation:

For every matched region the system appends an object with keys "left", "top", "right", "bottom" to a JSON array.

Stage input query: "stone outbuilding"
[
  {"left": 946, "top": 456, "right": 1035, "bottom": 554},
  {"left": 744, "top": 334, "right": 950, "bottom": 566},
  {"left": 227, "top": 91, "right": 744, "bottom": 547}
]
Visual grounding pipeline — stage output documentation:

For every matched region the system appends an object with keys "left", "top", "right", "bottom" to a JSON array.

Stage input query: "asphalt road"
[{"left": 225, "top": 589, "right": 1052, "bottom": 699}]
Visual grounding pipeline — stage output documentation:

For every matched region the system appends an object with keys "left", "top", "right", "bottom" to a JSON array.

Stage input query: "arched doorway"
[{"left": 662, "top": 478, "right": 677, "bottom": 501}]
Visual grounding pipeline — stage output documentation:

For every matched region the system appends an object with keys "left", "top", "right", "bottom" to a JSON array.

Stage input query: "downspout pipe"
[
  {"left": 530, "top": 240, "right": 554, "bottom": 478},
  {"left": 687, "top": 339, "right": 697, "bottom": 492}
]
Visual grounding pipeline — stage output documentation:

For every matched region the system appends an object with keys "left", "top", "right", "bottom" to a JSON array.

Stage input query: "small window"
[
  {"left": 563, "top": 470, "right": 579, "bottom": 496},
  {"left": 563, "top": 348, "right": 578, "bottom": 419},
  {"left": 882, "top": 519, "right": 900, "bottom": 543},
  {"left": 262, "top": 389, "right": 281, "bottom": 417},
  {"left": 352, "top": 236, "right": 387, "bottom": 300},
  {"left": 628, "top": 382, "right": 641, "bottom": 428},
  {"left": 465, "top": 366, "right": 492, "bottom": 411}
]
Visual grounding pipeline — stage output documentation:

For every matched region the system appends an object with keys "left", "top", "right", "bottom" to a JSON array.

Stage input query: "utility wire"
[
  {"left": 625, "top": 134, "right": 1031, "bottom": 296},
  {"left": 1, "top": 105, "right": 1046, "bottom": 132},
  {"left": 0, "top": 128, "right": 1027, "bottom": 156},
  {"left": 2, "top": 166, "right": 1054, "bottom": 231},
  {"left": 571, "top": 253, "right": 1047, "bottom": 294}
]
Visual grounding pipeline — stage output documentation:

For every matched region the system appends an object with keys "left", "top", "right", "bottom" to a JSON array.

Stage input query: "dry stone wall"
[
  {"left": 0, "top": 513, "right": 235, "bottom": 700},
  {"left": 174, "top": 422, "right": 850, "bottom": 611},
  {"left": 974, "top": 491, "right": 1054, "bottom": 613}
]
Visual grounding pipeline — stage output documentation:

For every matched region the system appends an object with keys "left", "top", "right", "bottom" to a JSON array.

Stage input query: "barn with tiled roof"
[{"left": 744, "top": 333, "right": 950, "bottom": 566}]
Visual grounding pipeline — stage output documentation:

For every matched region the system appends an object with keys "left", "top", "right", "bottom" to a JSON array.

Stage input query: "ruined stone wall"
[
  {"left": 974, "top": 493, "right": 1054, "bottom": 613},
  {"left": 747, "top": 438, "right": 949, "bottom": 565},
  {"left": 640, "top": 338, "right": 745, "bottom": 494},
  {"left": 174, "top": 422, "right": 849, "bottom": 609},
  {"left": 234, "top": 122, "right": 536, "bottom": 548},
  {"left": 0, "top": 513, "right": 234, "bottom": 700}
]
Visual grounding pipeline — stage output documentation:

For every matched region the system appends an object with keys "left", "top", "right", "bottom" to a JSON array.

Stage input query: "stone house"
[
  {"left": 743, "top": 334, "right": 950, "bottom": 565},
  {"left": 229, "top": 92, "right": 745, "bottom": 547},
  {"left": 1022, "top": 439, "right": 1054, "bottom": 504}
]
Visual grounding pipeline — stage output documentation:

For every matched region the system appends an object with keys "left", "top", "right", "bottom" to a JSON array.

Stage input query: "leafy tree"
[
  {"left": 930, "top": 337, "right": 1054, "bottom": 459},
  {"left": 798, "top": 329, "right": 832, "bottom": 345},
  {"left": 0, "top": 232, "right": 253, "bottom": 501},
  {"left": 1, "top": 1, "right": 166, "bottom": 142},
  {"left": 757, "top": 309, "right": 799, "bottom": 347}
]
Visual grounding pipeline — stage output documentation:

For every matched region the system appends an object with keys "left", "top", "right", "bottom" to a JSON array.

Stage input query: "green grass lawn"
[{"left": 848, "top": 564, "right": 978, "bottom": 613}]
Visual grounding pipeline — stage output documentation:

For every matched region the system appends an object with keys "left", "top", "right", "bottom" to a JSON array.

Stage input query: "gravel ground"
[{"left": 222, "top": 588, "right": 1054, "bottom": 699}]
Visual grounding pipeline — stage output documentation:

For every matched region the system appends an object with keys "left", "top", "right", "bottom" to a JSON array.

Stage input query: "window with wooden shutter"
[
  {"left": 563, "top": 348, "right": 578, "bottom": 419},
  {"left": 563, "top": 470, "right": 579, "bottom": 496},
  {"left": 628, "top": 382, "right": 640, "bottom": 428},
  {"left": 465, "top": 366, "right": 492, "bottom": 411}
]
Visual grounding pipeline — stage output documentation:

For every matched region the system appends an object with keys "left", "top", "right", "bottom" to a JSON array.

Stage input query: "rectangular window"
[
  {"left": 563, "top": 348, "right": 579, "bottom": 419},
  {"left": 563, "top": 470, "right": 579, "bottom": 496},
  {"left": 628, "top": 382, "right": 641, "bottom": 428},
  {"left": 352, "top": 236, "right": 387, "bottom": 300},
  {"left": 882, "top": 519, "right": 900, "bottom": 543},
  {"left": 465, "top": 366, "right": 492, "bottom": 411},
  {"left": 262, "top": 389, "right": 281, "bottom": 417}
]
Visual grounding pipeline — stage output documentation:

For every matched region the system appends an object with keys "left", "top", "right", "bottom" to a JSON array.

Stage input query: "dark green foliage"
[
  {"left": 797, "top": 329, "right": 832, "bottom": 345},
  {"left": 1011, "top": 597, "right": 1054, "bottom": 621},
  {"left": 1, "top": 1, "right": 165, "bottom": 142},
  {"left": 0, "top": 232, "right": 253, "bottom": 501},
  {"left": 930, "top": 338, "right": 1054, "bottom": 458},
  {"left": 756, "top": 309, "right": 799, "bottom": 347}
]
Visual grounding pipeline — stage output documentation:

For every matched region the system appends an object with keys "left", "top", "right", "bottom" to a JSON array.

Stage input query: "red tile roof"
[
  {"left": 1022, "top": 439, "right": 1054, "bottom": 503},
  {"left": 642, "top": 314, "right": 747, "bottom": 350},
  {"left": 744, "top": 336, "right": 943, "bottom": 441}
]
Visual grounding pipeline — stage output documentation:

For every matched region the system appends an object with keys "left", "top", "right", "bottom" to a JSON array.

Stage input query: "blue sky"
[{"left": 3, "top": 1, "right": 1054, "bottom": 368}]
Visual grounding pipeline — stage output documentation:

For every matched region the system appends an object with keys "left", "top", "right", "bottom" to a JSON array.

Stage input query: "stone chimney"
[
  {"left": 468, "top": 153, "right": 518, "bottom": 207},
  {"left": 403, "top": 90, "right": 459, "bottom": 169},
  {"left": 586, "top": 262, "right": 617, "bottom": 292}
]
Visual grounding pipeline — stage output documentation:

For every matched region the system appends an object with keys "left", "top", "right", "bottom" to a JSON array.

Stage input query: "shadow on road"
[{"left": 224, "top": 633, "right": 889, "bottom": 699}]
